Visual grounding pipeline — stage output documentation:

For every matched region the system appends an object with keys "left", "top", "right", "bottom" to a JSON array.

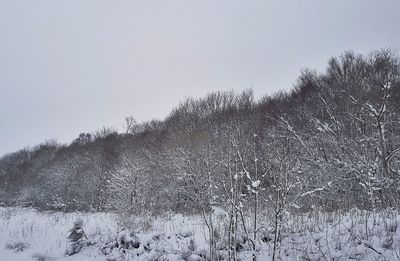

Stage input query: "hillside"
[{"left": 1, "top": 49, "right": 400, "bottom": 215}]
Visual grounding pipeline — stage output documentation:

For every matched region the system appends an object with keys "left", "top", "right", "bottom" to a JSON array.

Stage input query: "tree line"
[{"left": 0, "top": 49, "right": 399, "bottom": 219}]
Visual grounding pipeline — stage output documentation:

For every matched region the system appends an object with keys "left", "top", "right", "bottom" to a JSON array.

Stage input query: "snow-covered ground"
[
  {"left": 1, "top": 207, "right": 400, "bottom": 260},
  {"left": 0, "top": 207, "right": 207, "bottom": 261}
]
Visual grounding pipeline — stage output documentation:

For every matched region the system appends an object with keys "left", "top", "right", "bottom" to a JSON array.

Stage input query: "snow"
[
  {"left": 0, "top": 208, "right": 207, "bottom": 261},
  {"left": 1, "top": 207, "right": 400, "bottom": 260},
  {"left": 251, "top": 180, "right": 261, "bottom": 188}
]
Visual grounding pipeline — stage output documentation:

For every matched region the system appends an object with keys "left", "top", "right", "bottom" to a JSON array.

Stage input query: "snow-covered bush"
[
  {"left": 65, "top": 219, "right": 91, "bottom": 256},
  {"left": 6, "top": 241, "right": 30, "bottom": 252}
]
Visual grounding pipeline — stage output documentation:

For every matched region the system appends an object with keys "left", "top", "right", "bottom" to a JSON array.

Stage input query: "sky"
[{"left": 0, "top": 0, "right": 400, "bottom": 156}]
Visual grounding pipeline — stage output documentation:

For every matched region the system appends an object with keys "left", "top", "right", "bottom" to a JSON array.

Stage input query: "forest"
[{"left": 1, "top": 49, "right": 399, "bottom": 215}]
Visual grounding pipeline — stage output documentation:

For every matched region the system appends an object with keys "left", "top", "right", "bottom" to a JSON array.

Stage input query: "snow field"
[{"left": 1, "top": 207, "right": 400, "bottom": 260}]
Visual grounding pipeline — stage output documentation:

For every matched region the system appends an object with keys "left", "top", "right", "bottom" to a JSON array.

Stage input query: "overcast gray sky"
[{"left": 1, "top": 0, "right": 399, "bottom": 156}]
